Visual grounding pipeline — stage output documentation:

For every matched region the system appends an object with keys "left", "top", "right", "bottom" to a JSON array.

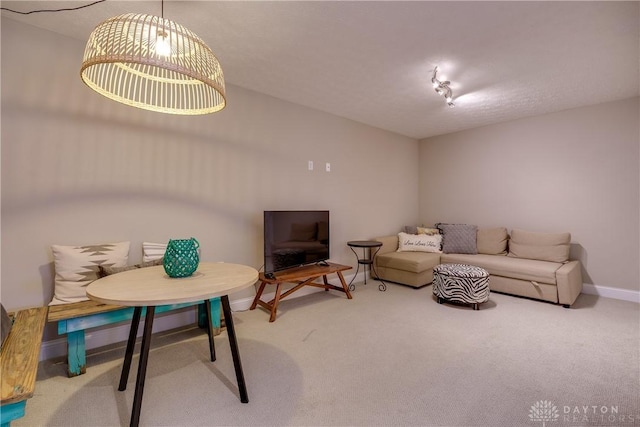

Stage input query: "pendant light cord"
[{"left": 1, "top": 0, "right": 106, "bottom": 15}]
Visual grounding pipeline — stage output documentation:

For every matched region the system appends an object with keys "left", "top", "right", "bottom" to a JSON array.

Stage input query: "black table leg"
[
  {"left": 347, "top": 246, "right": 362, "bottom": 290},
  {"left": 119, "top": 306, "right": 142, "bottom": 391},
  {"left": 205, "top": 299, "right": 216, "bottom": 362},
  {"left": 130, "top": 306, "right": 155, "bottom": 427},
  {"left": 221, "top": 295, "right": 248, "bottom": 403},
  {"left": 370, "top": 246, "right": 387, "bottom": 292}
]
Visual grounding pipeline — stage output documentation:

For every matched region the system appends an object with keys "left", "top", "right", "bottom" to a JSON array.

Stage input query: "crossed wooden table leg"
[{"left": 250, "top": 262, "right": 353, "bottom": 322}]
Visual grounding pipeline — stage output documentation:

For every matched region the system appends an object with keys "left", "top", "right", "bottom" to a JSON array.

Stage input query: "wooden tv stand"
[{"left": 250, "top": 262, "right": 353, "bottom": 322}]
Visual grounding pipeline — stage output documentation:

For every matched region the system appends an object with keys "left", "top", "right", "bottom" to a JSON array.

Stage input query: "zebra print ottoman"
[{"left": 432, "top": 264, "right": 490, "bottom": 310}]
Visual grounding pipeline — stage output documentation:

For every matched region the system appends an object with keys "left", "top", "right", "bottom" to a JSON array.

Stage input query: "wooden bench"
[
  {"left": 251, "top": 262, "right": 352, "bottom": 322},
  {"left": 47, "top": 298, "right": 221, "bottom": 377},
  {"left": 1, "top": 306, "right": 48, "bottom": 427}
]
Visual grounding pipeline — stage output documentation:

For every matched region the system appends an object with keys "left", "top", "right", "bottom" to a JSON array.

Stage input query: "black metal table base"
[
  {"left": 347, "top": 242, "right": 387, "bottom": 292},
  {"left": 118, "top": 296, "right": 247, "bottom": 427},
  {"left": 221, "top": 295, "right": 248, "bottom": 403}
]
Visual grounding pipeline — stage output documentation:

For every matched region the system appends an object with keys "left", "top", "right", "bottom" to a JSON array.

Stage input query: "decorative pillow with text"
[{"left": 397, "top": 232, "right": 442, "bottom": 253}]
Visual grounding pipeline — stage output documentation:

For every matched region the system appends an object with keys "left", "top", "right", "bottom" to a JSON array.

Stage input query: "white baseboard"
[
  {"left": 41, "top": 270, "right": 363, "bottom": 361},
  {"left": 581, "top": 283, "right": 640, "bottom": 303}
]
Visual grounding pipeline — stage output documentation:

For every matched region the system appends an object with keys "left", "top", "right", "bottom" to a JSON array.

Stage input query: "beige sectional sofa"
[{"left": 372, "top": 226, "right": 583, "bottom": 307}]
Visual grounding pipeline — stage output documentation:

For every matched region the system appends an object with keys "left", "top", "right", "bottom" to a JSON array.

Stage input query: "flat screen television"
[{"left": 263, "top": 210, "right": 330, "bottom": 276}]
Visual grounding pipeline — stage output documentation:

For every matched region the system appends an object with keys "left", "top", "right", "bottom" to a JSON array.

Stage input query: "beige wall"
[
  {"left": 2, "top": 16, "right": 638, "bottom": 330},
  {"left": 0, "top": 18, "right": 419, "bottom": 318},
  {"left": 419, "top": 97, "right": 640, "bottom": 293}
]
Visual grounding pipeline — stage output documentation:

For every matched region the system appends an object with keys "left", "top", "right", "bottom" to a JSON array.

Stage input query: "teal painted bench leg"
[
  {"left": 198, "top": 298, "right": 221, "bottom": 362},
  {"left": 67, "top": 330, "right": 87, "bottom": 377},
  {"left": 1, "top": 400, "right": 27, "bottom": 427},
  {"left": 198, "top": 298, "right": 221, "bottom": 329},
  {"left": 58, "top": 299, "right": 221, "bottom": 377},
  {"left": 197, "top": 303, "right": 206, "bottom": 328}
]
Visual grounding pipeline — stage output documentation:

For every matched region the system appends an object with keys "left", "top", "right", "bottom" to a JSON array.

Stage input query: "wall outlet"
[
  {"left": 308, "top": 160, "right": 313, "bottom": 171},
  {"left": 326, "top": 162, "right": 331, "bottom": 172}
]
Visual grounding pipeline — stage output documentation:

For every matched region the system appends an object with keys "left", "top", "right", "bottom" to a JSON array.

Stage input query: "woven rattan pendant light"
[{"left": 80, "top": 7, "right": 225, "bottom": 115}]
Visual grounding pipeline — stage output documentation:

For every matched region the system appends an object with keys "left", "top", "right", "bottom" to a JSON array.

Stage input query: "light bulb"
[{"left": 155, "top": 31, "right": 171, "bottom": 56}]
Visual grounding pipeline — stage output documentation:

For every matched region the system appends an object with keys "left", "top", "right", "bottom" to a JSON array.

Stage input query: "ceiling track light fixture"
[
  {"left": 431, "top": 66, "right": 454, "bottom": 108},
  {"left": 80, "top": 0, "right": 225, "bottom": 115}
]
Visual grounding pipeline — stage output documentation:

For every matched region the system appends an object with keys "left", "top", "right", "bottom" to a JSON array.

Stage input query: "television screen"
[{"left": 264, "top": 210, "right": 330, "bottom": 275}]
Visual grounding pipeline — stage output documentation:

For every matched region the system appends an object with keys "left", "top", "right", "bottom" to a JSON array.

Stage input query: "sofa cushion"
[
  {"left": 1, "top": 303, "right": 11, "bottom": 349},
  {"left": 397, "top": 232, "right": 442, "bottom": 253},
  {"left": 508, "top": 229, "right": 570, "bottom": 263},
  {"left": 436, "top": 223, "right": 478, "bottom": 254},
  {"left": 98, "top": 258, "right": 164, "bottom": 277},
  {"left": 375, "top": 235, "right": 399, "bottom": 254},
  {"left": 50, "top": 241, "right": 130, "bottom": 305},
  {"left": 477, "top": 227, "right": 508, "bottom": 255},
  {"left": 417, "top": 227, "right": 440, "bottom": 236},
  {"left": 143, "top": 242, "right": 167, "bottom": 262},
  {"left": 402, "top": 226, "right": 440, "bottom": 235},
  {"left": 440, "top": 253, "right": 563, "bottom": 285},
  {"left": 403, "top": 225, "right": 419, "bottom": 234},
  {"left": 144, "top": 241, "right": 202, "bottom": 263},
  {"left": 376, "top": 251, "right": 441, "bottom": 274}
]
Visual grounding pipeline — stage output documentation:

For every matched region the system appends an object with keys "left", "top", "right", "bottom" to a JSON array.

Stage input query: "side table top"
[
  {"left": 347, "top": 240, "right": 383, "bottom": 248},
  {"left": 87, "top": 262, "right": 259, "bottom": 307}
]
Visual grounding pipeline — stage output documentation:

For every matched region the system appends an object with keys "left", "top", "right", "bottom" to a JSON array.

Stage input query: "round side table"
[{"left": 347, "top": 240, "right": 387, "bottom": 291}]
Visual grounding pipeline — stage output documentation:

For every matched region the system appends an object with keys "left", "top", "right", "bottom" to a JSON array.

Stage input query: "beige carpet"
[{"left": 16, "top": 281, "right": 640, "bottom": 426}]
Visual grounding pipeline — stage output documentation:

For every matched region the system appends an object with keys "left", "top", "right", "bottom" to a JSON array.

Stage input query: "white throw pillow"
[
  {"left": 143, "top": 242, "right": 168, "bottom": 262},
  {"left": 143, "top": 241, "right": 202, "bottom": 263},
  {"left": 397, "top": 232, "right": 442, "bottom": 253},
  {"left": 50, "top": 241, "right": 130, "bottom": 305}
]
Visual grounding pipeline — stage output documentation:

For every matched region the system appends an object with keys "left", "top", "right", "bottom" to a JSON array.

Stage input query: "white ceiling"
[{"left": 2, "top": 1, "right": 639, "bottom": 139}]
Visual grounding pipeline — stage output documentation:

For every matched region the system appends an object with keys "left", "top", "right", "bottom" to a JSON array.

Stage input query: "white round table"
[{"left": 87, "top": 262, "right": 258, "bottom": 427}]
